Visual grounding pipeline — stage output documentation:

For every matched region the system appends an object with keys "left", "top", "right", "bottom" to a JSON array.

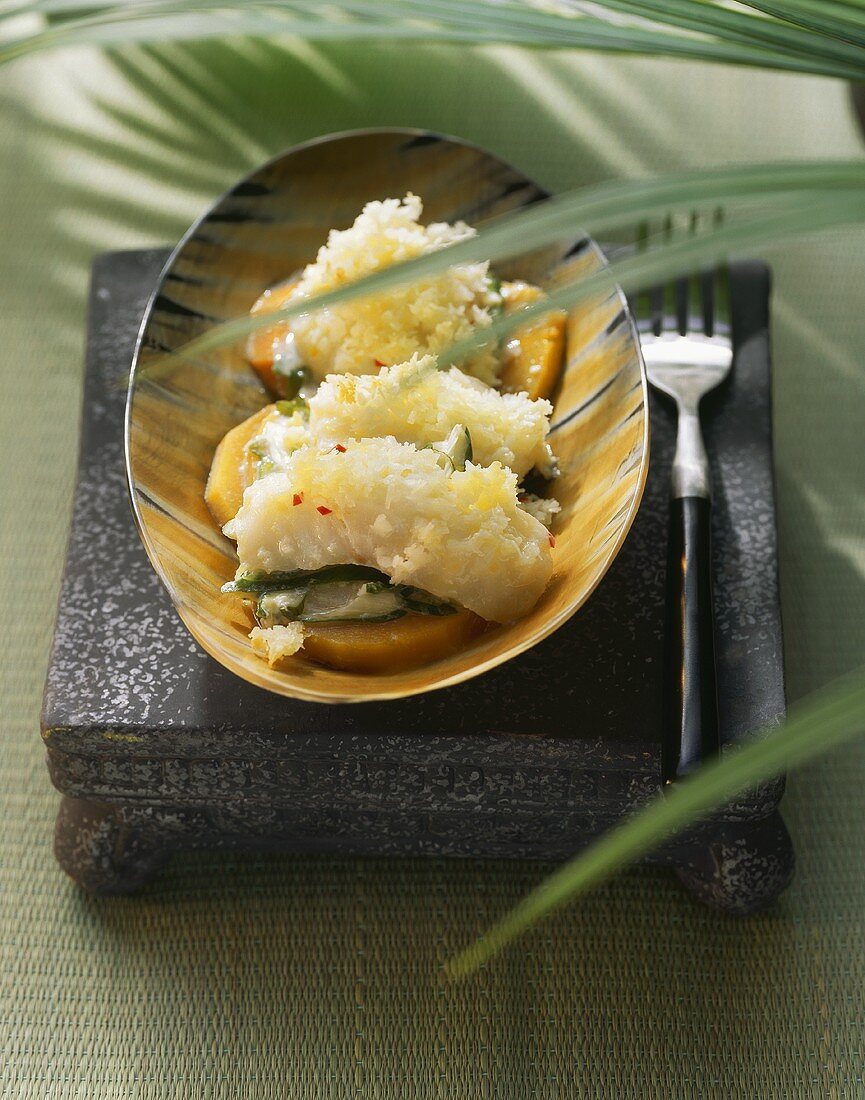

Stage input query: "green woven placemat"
[{"left": 1, "top": 40, "right": 864, "bottom": 1098}]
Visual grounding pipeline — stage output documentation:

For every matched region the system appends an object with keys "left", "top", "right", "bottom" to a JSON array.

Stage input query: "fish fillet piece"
[
  {"left": 224, "top": 436, "right": 553, "bottom": 623},
  {"left": 289, "top": 194, "right": 500, "bottom": 383},
  {"left": 308, "top": 354, "right": 555, "bottom": 477}
]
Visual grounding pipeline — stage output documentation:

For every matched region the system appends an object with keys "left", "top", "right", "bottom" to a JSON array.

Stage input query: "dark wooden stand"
[{"left": 41, "top": 251, "right": 793, "bottom": 911}]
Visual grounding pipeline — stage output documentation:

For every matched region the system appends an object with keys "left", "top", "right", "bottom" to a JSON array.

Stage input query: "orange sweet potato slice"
[
  {"left": 498, "top": 280, "right": 566, "bottom": 401},
  {"left": 246, "top": 279, "right": 300, "bottom": 397},
  {"left": 205, "top": 405, "right": 276, "bottom": 529},
  {"left": 302, "top": 609, "right": 485, "bottom": 674}
]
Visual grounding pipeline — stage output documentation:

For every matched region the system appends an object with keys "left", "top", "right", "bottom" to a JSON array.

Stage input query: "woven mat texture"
[{"left": 1, "top": 40, "right": 864, "bottom": 1099}]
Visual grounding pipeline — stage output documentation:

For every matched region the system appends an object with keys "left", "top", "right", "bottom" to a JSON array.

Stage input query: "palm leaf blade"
[
  {"left": 744, "top": 0, "right": 865, "bottom": 39},
  {"left": 595, "top": 0, "right": 865, "bottom": 62},
  {"left": 136, "top": 160, "right": 865, "bottom": 374},
  {"left": 447, "top": 672, "right": 865, "bottom": 977},
  {"left": 3, "top": 0, "right": 865, "bottom": 80}
]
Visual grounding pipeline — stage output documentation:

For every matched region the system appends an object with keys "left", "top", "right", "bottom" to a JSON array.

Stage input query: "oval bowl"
[{"left": 126, "top": 128, "right": 648, "bottom": 704}]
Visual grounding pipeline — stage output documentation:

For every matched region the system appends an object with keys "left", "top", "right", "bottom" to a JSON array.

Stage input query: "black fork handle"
[{"left": 662, "top": 495, "right": 721, "bottom": 783}]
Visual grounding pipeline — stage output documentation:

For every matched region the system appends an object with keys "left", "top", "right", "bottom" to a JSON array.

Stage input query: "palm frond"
[
  {"left": 447, "top": 670, "right": 865, "bottom": 977},
  {"left": 579, "top": 0, "right": 865, "bottom": 60},
  {"left": 3, "top": 0, "right": 865, "bottom": 81},
  {"left": 445, "top": 191, "right": 865, "bottom": 363},
  {"left": 139, "top": 160, "right": 865, "bottom": 375},
  {"left": 741, "top": 1, "right": 865, "bottom": 45}
]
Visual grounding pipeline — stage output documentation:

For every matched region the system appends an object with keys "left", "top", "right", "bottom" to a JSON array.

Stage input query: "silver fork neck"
[{"left": 672, "top": 406, "right": 711, "bottom": 499}]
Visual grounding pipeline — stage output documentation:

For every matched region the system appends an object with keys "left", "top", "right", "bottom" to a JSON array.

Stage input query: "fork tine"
[
  {"left": 700, "top": 268, "right": 715, "bottom": 337},
  {"left": 638, "top": 212, "right": 728, "bottom": 338},
  {"left": 650, "top": 283, "right": 664, "bottom": 336},
  {"left": 683, "top": 210, "right": 708, "bottom": 337},
  {"left": 712, "top": 208, "right": 730, "bottom": 337},
  {"left": 634, "top": 220, "right": 653, "bottom": 332},
  {"left": 675, "top": 277, "right": 689, "bottom": 335},
  {"left": 683, "top": 212, "right": 700, "bottom": 336},
  {"left": 651, "top": 214, "right": 675, "bottom": 334},
  {"left": 714, "top": 261, "right": 731, "bottom": 339}
]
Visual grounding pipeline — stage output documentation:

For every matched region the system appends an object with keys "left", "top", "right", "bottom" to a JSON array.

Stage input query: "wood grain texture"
[{"left": 126, "top": 129, "right": 648, "bottom": 702}]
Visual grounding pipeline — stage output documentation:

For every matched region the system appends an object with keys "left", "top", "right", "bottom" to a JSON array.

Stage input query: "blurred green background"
[{"left": 1, "top": 38, "right": 864, "bottom": 1096}]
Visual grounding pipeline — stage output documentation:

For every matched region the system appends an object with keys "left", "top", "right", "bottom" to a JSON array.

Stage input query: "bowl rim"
[{"left": 125, "top": 126, "right": 650, "bottom": 703}]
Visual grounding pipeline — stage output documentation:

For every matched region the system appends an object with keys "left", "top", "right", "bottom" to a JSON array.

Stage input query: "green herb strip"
[
  {"left": 423, "top": 424, "right": 473, "bottom": 473},
  {"left": 275, "top": 396, "right": 309, "bottom": 418},
  {"left": 273, "top": 364, "right": 312, "bottom": 400},
  {"left": 487, "top": 273, "right": 503, "bottom": 314},
  {"left": 224, "top": 566, "right": 457, "bottom": 623},
  {"left": 224, "top": 564, "right": 387, "bottom": 594},
  {"left": 298, "top": 581, "right": 407, "bottom": 624},
  {"left": 398, "top": 586, "right": 459, "bottom": 617},
  {"left": 254, "top": 457, "right": 276, "bottom": 480}
]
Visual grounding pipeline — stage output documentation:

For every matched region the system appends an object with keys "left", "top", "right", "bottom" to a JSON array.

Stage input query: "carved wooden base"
[
  {"left": 44, "top": 253, "right": 793, "bottom": 914},
  {"left": 54, "top": 795, "right": 795, "bottom": 913}
]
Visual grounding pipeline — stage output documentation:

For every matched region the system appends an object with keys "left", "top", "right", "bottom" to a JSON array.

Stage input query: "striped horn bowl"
[{"left": 126, "top": 129, "right": 648, "bottom": 703}]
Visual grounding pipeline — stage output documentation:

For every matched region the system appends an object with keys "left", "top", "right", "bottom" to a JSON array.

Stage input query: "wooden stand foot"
[
  {"left": 54, "top": 797, "right": 168, "bottom": 895},
  {"left": 675, "top": 812, "right": 794, "bottom": 915}
]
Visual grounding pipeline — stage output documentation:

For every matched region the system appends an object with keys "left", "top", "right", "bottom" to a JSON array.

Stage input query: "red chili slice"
[
  {"left": 334, "top": 443, "right": 346, "bottom": 453},
  {"left": 292, "top": 493, "right": 303, "bottom": 506},
  {"left": 317, "top": 505, "right": 332, "bottom": 516},
  {"left": 374, "top": 358, "right": 385, "bottom": 367}
]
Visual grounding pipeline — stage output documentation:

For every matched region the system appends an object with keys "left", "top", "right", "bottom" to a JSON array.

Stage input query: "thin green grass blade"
[{"left": 447, "top": 671, "right": 865, "bottom": 978}]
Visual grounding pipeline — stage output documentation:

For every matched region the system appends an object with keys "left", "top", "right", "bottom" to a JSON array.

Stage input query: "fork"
[{"left": 639, "top": 269, "right": 732, "bottom": 784}]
